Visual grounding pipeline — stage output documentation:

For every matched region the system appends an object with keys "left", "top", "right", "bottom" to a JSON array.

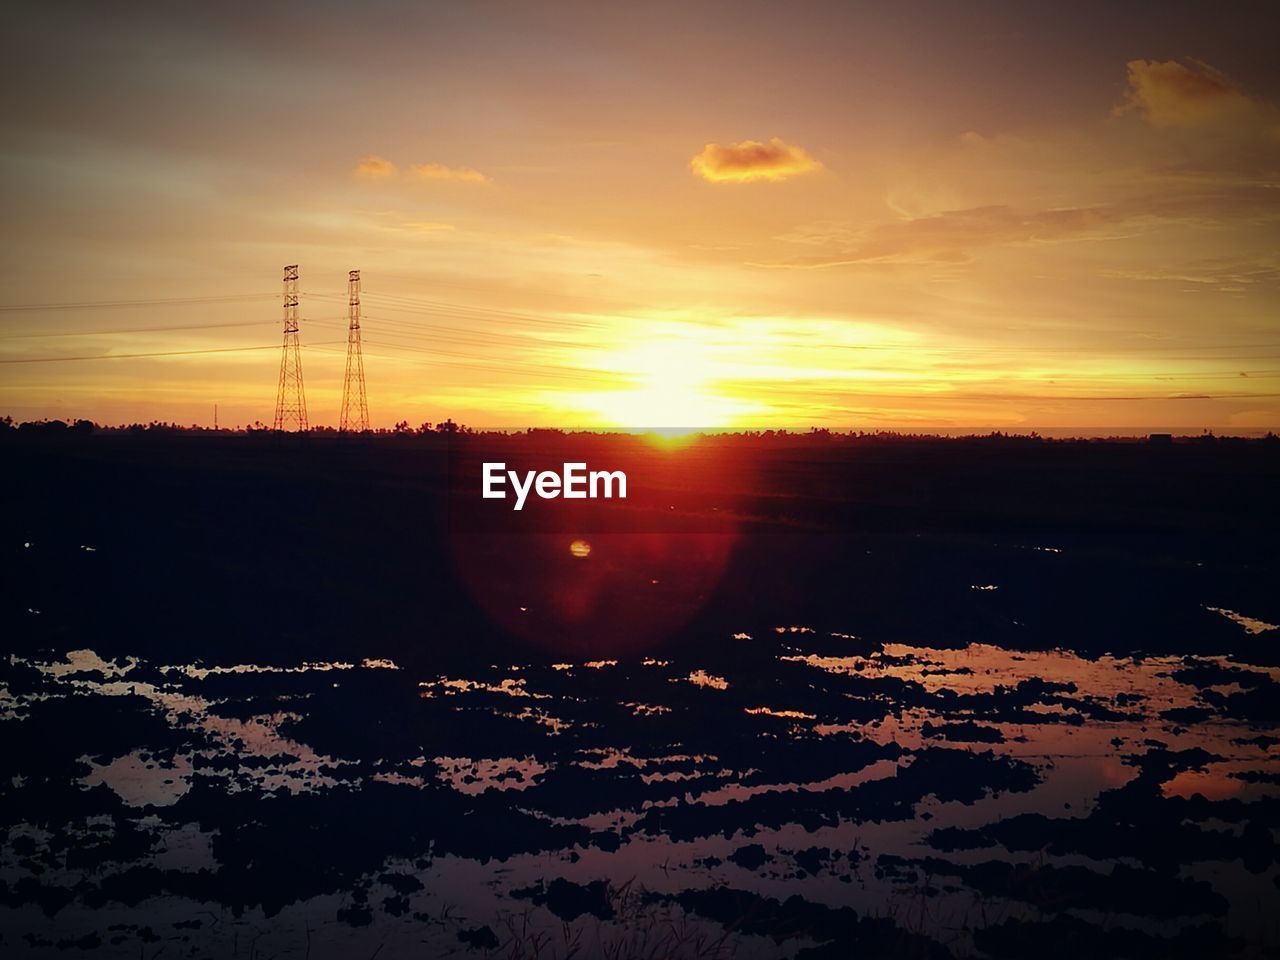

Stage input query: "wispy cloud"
[
  {"left": 353, "top": 155, "right": 396, "bottom": 178},
  {"left": 1103, "top": 255, "right": 1280, "bottom": 291},
  {"left": 400, "top": 221, "right": 456, "bottom": 232},
  {"left": 763, "top": 183, "right": 1280, "bottom": 269},
  {"left": 766, "top": 203, "right": 1127, "bottom": 267},
  {"left": 353, "top": 158, "right": 491, "bottom": 185},
  {"left": 690, "top": 137, "right": 820, "bottom": 183},
  {"left": 410, "top": 162, "right": 491, "bottom": 184}
]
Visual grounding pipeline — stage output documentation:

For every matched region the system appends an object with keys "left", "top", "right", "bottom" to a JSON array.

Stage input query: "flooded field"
[
  {"left": 3, "top": 434, "right": 1280, "bottom": 957},
  {"left": 4, "top": 615, "right": 1279, "bottom": 956}
]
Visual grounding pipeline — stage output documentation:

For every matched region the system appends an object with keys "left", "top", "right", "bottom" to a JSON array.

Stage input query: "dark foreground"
[{"left": 2, "top": 432, "right": 1279, "bottom": 958}]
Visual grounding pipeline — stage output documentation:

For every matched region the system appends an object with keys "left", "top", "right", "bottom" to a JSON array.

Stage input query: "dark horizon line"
[{"left": 3, "top": 415, "right": 1277, "bottom": 443}]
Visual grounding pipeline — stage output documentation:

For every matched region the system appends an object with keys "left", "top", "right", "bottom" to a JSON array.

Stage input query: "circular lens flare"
[{"left": 450, "top": 532, "right": 738, "bottom": 658}]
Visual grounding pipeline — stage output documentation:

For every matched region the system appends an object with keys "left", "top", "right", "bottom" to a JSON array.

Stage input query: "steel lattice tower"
[
  {"left": 272, "top": 264, "right": 309, "bottom": 431},
  {"left": 338, "top": 269, "right": 369, "bottom": 432}
]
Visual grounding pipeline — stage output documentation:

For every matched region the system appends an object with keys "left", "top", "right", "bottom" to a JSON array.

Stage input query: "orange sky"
[{"left": 2, "top": 2, "right": 1278, "bottom": 431}]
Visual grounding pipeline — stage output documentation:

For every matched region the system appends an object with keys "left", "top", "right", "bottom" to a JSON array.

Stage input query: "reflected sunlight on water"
[{"left": 3, "top": 626, "right": 1278, "bottom": 958}]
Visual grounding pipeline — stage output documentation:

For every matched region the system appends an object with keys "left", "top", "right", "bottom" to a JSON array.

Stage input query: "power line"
[
  {"left": 0, "top": 293, "right": 276, "bottom": 313},
  {"left": 357, "top": 324, "right": 1280, "bottom": 384},
  {"left": 346, "top": 340, "right": 633, "bottom": 387},
  {"left": 3, "top": 288, "right": 1277, "bottom": 360},
  {"left": 3, "top": 307, "right": 1276, "bottom": 372},
  {"left": 358, "top": 291, "right": 1280, "bottom": 360},
  {"left": 359, "top": 291, "right": 608, "bottom": 331},
  {"left": 361, "top": 316, "right": 573, "bottom": 352},
  {"left": 0, "top": 344, "right": 283, "bottom": 364},
  {"left": 0, "top": 320, "right": 269, "bottom": 341}
]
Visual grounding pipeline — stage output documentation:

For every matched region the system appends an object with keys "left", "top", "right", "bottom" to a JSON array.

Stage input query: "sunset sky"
[{"left": 2, "top": 1, "right": 1278, "bottom": 431}]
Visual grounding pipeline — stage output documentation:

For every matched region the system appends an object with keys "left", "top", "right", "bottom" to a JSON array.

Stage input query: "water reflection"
[{"left": 2, "top": 629, "right": 1278, "bottom": 957}]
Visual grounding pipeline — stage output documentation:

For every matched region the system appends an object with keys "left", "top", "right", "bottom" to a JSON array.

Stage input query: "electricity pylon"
[
  {"left": 339, "top": 268, "right": 369, "bottom": 432},
  {"left": 272, "top": 264, "right": 308, "bottom": 431}
]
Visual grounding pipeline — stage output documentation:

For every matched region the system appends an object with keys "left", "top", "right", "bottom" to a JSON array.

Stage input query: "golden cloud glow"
[
  {"left": 1116, "top": 59, "right": 1256, "bottom": 127},
  {"left": 353, "top": 155, "right": 396, "bottom": 178},
  {"left": 690, "top": 137, "right": 820, "bottom": 183},
  {"left": 411, "top": 162, "right": 492, "bottom": 184}
]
